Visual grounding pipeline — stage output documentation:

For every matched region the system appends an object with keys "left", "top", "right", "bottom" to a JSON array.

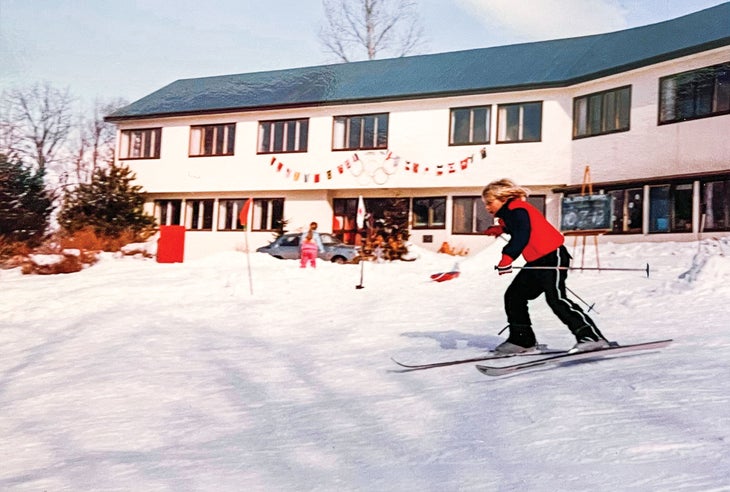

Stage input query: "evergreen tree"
[
  {"left": 0, "top": 153, "right": 53, "bottom": 246},
  {"left": 57, "top": 163, "right": 156, "bottom": 239}
]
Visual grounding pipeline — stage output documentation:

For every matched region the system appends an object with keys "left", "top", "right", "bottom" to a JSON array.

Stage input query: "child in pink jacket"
[{"left": 300, "top": 231, "right": 319, "bottom": 268}]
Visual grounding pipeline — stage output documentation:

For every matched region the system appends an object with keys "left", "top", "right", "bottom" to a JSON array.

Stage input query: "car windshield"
[
  {"left": 279, "top": 235, "right": 300, "bottom": 247},
  {"left": 319, "top": 233, "right": 342, "bottom": 246}
]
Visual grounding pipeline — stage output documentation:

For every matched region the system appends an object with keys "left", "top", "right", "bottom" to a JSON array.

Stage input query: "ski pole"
[
  {"left": 492, "top": 235, "right": 651, "bottom": 277},
  {"left": 495, "top": 264, "right": 650, "bottom": 278},
  {"left": 356, "top": 259, "right": 365, "bottom": 289},
  {"left": 565, "top": 285, "right": 599, "bottom": 314}
]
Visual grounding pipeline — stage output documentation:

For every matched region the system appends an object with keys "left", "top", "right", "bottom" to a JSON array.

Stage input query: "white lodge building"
[{"left": 107, "top": 4, "right": 730, "bottom": 260}]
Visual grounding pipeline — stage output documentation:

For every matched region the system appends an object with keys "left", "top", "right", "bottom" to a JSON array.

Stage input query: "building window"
[
  {"left": 189, "top": 123, "right": 236, "bottom": 156},
  {"left": 186, "top": 199, "right": 215, "bottom": 230},
  {"left": 648, "top": 184, "right": 694, "bottom": 233},
  {"left": 333, "top": 113, "right": 388, "bottom": 150},
  {"left": 573, "top": 86, "right": 631, "bottom": 138},
  {"left": 412, "top": 197, "right": 446, "bottom": 228},
  {"left": 452, "top": 196, "right": 493, "bottom": 234},
  {"left": 120, "top": 128, "right": 161, "bottom": 159},
  {"left": 252, "top": 198, "right": 284, "bottom": 231},
  {"left": 671, "top": 183, "right": 694, "bottom": 232},
  {"left": 497, "top": 102, "right": 542, "bottom": 143},
  {"left": 659, "top": 62, "right": 730, "bottom": 124},
  {"left": 218, "top": 198, "right": 249, "bottom": 231},
  {"left": 702, "top": 179, "right": 730, "bottom": 231},
  {"left": 258, "top": 119, "right": 308, "bottom": 153},
  {"left": 155, "top": 199, "right": 182, "bottom": 225},
  {"left": 606, "top": 188, "right": 643, "bottom": 233},
  {"left": 450, "top": 106, "right": 490, "bottom": 145},
  {"left": 333, "top": 198, "right": 359, "bottom": 244}
]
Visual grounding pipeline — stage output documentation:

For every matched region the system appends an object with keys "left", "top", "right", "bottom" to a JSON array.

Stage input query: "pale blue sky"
[{"left": 1, "top": 0, "right": 726, "bottom": 110}]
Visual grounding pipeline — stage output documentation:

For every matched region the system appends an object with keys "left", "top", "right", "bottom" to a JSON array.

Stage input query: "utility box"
[{"left": 157, "top": 225, "right": 185, "bottom": 263}]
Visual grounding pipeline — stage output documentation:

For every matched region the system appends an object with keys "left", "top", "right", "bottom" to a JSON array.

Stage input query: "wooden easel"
[{"left": 562, "top": 166, "right": 605, "bottom": 270}]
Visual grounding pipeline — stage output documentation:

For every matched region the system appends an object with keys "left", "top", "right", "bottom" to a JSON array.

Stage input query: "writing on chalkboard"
[{"left": 561, "top": 194, "right": 612, "bottom": 231}]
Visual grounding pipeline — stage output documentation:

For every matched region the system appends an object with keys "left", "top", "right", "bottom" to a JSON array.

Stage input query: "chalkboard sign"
[{"left": 561, "top": 194, "right": 612, "bottom": 231}]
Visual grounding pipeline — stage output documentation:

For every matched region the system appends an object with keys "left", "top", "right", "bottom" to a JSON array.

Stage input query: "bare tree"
[
  {"left": 319, "top": 0, "right": 425, "bottom": 62},
  {"left": 1, "top": 82, "right": 73, "bottom": 173},
  {"left": 68, "top": 98, "right": 126, "bottom": 184},
  {"left": 0, "top": 97, "right": 19, "bottom": 160}
]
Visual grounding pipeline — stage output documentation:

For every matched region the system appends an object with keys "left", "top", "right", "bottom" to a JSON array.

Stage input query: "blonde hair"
[{"left": 482, "top": 179, "right": 530, "bottom": 202}]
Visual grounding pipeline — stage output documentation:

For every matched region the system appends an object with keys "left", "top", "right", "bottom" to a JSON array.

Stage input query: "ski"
[
  {"left": 391, "top": 345, "right": 566, "bottom": 372},
  {"left": 475, "top": 339, "right": 673, "bottom": 377}
]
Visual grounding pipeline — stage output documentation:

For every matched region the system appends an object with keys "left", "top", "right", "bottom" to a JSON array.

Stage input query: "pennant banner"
[{"left": 267, "top": 149, "right": 477, "bottom": 185}]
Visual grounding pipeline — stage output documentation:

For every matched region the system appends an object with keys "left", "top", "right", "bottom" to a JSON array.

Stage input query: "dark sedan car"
[{"left": 256, "top": 232, "right": 360, "bottom": 263}]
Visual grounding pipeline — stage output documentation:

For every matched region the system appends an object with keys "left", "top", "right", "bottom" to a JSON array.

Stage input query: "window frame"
[
  {"left": 154, "top": 199, "right": 182, "bottom": 226},
  {"left": 189, "top": 123, "right": 236, "bottom": 157},
  {"left": 251, "top": 198, "right": 285, "bottom": 232},
  {"left": 452, "top": 196, "right": 493, "bottom": 234},
  {"left": 332, "top": 113, "right": 389, "bottom": 151},
  {"left": 701, "top": 178, "right": 730, "bottom": 232},
  {"left": 496, "top": 101, "right": 542, "bottom": 143},
  {"left": 217, "top": 198, "right": 249, "bottom": 231},
  {"left": 257, "top": 118, "right": 309, "bottom": 154},
  {"left": 573, "top": 85, "right": 631, "bottom": 139},
  {"left": 659, "top": 61, "right": 730, "bottom": 124},
  {"left": 412, "top": 196, "right": 446, "bottom": 229},
  {"left": 119, "top": 128, "right": 161, "bottom": 159},
  {"left": 604, "top": 188, "right": 644, "bottom": 234},
  {"left": 186, "top": 199, "right": 215, "bottom": 231},
  {"left": 449, "top": 106, "right": 491, "bottom": 146}
]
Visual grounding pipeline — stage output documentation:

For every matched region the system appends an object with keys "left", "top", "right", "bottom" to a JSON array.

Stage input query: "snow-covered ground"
[{"left": 2, "top": 238, "right": 730, "bottom": 491}]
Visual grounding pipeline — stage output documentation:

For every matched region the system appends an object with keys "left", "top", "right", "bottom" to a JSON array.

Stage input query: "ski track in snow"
[{"left": 1, "top": 240, "right": 729, "bottom": 491}]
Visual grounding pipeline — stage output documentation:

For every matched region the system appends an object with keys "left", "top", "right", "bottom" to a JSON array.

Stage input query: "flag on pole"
[
  {"left": 356, "top": 195, "right": 366, "bottom": 229},
  {"left": 239, "top": 197, "right": 253, "bottom": 229}
]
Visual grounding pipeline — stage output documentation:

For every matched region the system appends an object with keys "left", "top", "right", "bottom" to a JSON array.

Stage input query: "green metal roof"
[{"left": 107, "top": 2, "right": 730, "bottom": 121}]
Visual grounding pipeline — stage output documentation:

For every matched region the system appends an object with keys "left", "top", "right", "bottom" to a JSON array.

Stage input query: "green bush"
[
  {"left": 57, "top": 163, "right": 156, "bottom": 241},
  {"left": 0, "top": 153, "right": 54, "bottom": 248}
]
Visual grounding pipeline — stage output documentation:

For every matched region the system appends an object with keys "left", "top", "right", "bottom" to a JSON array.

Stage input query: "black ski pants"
[{"left": 504, "top": 246, "right": 598, "bottom": 337}]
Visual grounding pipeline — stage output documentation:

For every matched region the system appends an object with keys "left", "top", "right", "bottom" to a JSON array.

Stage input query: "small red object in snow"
[{"left": 430, "top": 271, "right": 460, "bottom": 282}]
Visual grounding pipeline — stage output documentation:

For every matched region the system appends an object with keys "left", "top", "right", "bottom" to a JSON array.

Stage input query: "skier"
[{"left": 482, "top": 178, "right": 608, "bottom": 354}]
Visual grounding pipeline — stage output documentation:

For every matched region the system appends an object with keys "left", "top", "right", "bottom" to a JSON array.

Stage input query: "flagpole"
[
  {"left": 244, "top": 228, "right": 254, "bottom": 295},
  {"left": 240, "top": 198, "right": 254, "bottom": 295},
  {"left": 356, "top": 195, "right": 366, "bottom": 289}
]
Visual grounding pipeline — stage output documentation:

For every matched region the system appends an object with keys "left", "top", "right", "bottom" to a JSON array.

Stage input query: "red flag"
[{"left": 239, "top": 198, "right": 253, "bottom": 227}]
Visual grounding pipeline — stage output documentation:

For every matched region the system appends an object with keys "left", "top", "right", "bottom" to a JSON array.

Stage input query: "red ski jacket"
[{"left": 495, "top": 199, "right": 564, "bottom": 262}]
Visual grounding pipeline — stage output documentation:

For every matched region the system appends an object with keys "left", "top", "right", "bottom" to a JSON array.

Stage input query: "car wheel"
[{"left": 331, "top": 256, "right": 347, "bottom": 264}]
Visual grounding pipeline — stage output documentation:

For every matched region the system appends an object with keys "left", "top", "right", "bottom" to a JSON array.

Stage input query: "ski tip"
[{"left": 390, "top": 357, "right": 413, "bottom": 368}]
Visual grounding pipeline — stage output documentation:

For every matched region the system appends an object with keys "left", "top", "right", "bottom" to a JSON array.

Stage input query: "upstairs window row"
[
  {"left": 449, "top": 102, "right": 543, "bottom": 145},
  {"left": 118, "top": 105, "right": 541, "bottom": 160},
  {"left": 118, "top": 60, "right": 728, "bottom": 160}
]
